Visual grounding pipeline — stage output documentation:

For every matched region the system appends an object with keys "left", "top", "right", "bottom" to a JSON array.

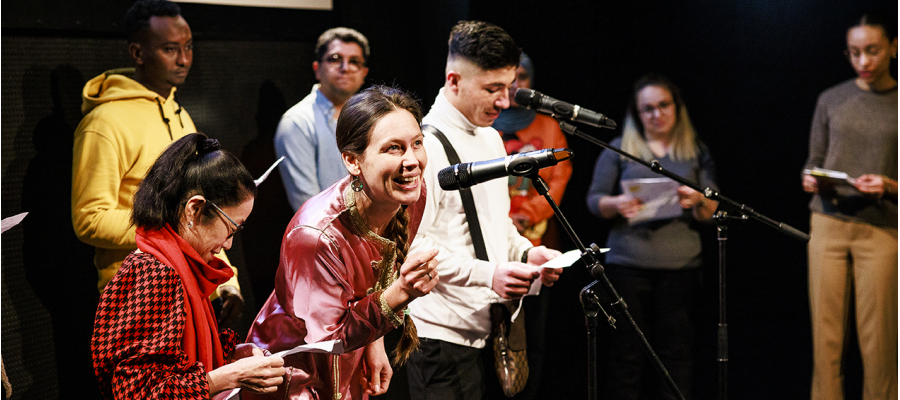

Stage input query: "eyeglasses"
[
  {"left": 639, "top": 100, "right": 674, "bottom": 116},
  {"left": 208, "top": 201, "right": 243, "bottom": 239},
  {"left": 844, "top": 46, "right": 887, "bottom": 61},
  {"left": 323, "top": 53, "right": 366, "bottom": 72}
]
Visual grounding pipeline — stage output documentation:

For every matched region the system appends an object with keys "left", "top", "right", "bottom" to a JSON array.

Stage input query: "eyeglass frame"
[
  {"left": 638, "top": 100, "right": 675, "bottom": 116},
  {"left": 207, "top": 201, "right": 243, "bottom": 239},
  {"left": 322, "top": 53, "right": 367, "bottom": 72}
]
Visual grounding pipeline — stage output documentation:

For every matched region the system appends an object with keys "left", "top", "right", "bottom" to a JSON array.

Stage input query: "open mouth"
[{"left": 393, "top": 175, "right": 419, "bottom": 188}]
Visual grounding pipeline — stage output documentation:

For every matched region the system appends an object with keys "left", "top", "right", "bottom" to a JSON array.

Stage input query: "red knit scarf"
[{"left": 135, "top": 224, "right": 234, "bottom": 370}]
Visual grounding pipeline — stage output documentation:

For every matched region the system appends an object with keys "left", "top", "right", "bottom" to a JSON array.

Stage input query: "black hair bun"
[{"left": 198, "top": 138, "right": 220, "bottom": 154}]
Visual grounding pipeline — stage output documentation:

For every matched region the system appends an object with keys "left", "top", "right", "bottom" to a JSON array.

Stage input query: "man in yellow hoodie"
[{"left": 72, "top": 0, "right": 243, "bottom": 325}]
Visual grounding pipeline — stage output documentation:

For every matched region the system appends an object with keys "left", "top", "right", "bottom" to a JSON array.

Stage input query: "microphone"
[
  {"left": 438, "top": 148, "right": 573, "bottom": 191},
  {"left": 514, "top": 88, "right": 616, "bottom": 129}
]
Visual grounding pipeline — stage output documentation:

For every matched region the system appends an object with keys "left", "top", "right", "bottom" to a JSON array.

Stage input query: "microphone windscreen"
[
  {"left": 514, "top": 88, "right": 535, "bottom": 108},
  {"left": 437, "top": 166, "right": 460, "bottom": 191}
]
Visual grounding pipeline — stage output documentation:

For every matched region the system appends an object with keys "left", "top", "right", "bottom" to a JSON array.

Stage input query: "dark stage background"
[{"left": 1, "top": 1, "right": 895, "bottom": 399}]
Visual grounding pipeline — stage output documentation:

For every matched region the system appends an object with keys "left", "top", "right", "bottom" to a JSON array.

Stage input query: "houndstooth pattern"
[{"left": 92, "top": 251, "right": 239, "bottom": 399}]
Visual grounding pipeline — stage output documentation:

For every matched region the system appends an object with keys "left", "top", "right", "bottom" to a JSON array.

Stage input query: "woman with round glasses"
[
  {"left": 802, "top": 10, "right": 898, "bottom": 399},
  {"left": 246, "top": 85, "right": 438, "bottom": 399},
  {"left": 586, "top": 74, "right": 718, "bottom": 399},
  {"left": 91, "top": 133, "right": 285, "bottom": 399}
]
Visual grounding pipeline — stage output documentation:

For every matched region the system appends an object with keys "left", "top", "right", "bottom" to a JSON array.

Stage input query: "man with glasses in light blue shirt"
[{"left": 275, "top": 27, "right": 370, "bottom": 211}]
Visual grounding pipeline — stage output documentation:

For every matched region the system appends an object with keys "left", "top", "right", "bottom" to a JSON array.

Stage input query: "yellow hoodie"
[{"left": 72, "top": 68, "right": 238, "bottom": 293}]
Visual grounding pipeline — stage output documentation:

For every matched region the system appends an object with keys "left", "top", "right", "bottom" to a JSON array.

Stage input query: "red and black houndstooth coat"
[{"left": 92, "top": 251, "right": 239, "bottom": 399}]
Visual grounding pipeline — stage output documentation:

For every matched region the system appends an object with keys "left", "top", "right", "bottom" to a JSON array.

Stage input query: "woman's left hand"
[
  {"left": 383, "top": 249, "right": 440, "bottom": 312},
  {"left": 208, "top": 346, "right": 284, "bottom": 395},
  {"left": 396, "top": 249, "right": 440, "bottom": 298},
  {"left": 676, "top": 186, "right": 705, "bottom": 209},
  {"left": 854, "top": 174, "right": 896, "bottom": 198},
  {"left": 360, "top": 338, "right": 392, "bottom": 395}
]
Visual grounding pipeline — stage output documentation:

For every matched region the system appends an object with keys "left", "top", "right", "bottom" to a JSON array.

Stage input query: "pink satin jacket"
[{"left": 246, "top": 176, "right": 425, "bottom": 400}]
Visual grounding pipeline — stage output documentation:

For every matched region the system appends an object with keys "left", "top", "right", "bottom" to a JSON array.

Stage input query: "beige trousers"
[{"left": 809, "top": 212, "right": 897, "bottom": 400}]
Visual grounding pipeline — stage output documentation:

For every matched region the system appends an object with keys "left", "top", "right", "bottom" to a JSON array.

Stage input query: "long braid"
[{"left": 386, "top": 205, "right": 419, "bottom": 365}]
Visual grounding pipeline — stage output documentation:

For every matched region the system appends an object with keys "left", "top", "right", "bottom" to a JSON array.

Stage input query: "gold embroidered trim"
[
  {"left": 344, "top": 186, "right": 399, "bottom": 297},
  {"left": 283, "top": 368, "right": 293, "bottom": 400},
  {"left": 332, "top": 354, "right": 341, "bottom": 400},
  {"left": 374, "top": 290, "right": 404, "bottom": 328}
]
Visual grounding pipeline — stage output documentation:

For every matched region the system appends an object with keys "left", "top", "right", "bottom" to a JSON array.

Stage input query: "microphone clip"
[{"left": 507, "top": 156, "right": 541, "bottom": 177}]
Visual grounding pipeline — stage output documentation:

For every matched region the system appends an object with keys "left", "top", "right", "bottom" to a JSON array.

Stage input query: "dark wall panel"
[{"left": 2, "top": 36, "right": 130, "bottom": 400}]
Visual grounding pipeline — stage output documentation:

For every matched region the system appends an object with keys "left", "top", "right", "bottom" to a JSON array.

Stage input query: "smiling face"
[
  {"left": 447, "top": 60, "right": 516, "bottom": 127},
  {"left": 132, "top": 15, "right": 193, "bottom": 98},
  {"left": 846, "top": 25, "right": 898, "bottom": 88},
  {"left": 344, "top": 109, "right": 427, "bottom": 218},
  {"left": 183, "top": 197, "right": 254, "bottom": 263},
  {"left": 636, "top": 85, "right": 678, "bottom": 138}
]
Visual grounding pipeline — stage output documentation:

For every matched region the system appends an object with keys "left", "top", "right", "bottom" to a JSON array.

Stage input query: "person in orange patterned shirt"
[{"left": 494, "top": 53, "right": 572, "bottom": 247}]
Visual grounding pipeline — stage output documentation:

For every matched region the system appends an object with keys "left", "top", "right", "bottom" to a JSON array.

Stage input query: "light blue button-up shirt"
[{"left": 274, "top": 84, "right": 349, "bottom": 211}]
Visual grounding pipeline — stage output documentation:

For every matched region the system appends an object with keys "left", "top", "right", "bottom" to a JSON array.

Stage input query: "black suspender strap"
[{"left": 422, "top": 125, "right": 490, "bottom": 262}]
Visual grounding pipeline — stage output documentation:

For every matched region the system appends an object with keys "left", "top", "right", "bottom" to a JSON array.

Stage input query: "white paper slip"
[
  {"left": 274, "top": 339, "right": 344, "bottom": 358},
  {"left": 537, "top": 248, "right": 609, "bottom": 270},
  {"left": 803, "top": 167, "right": 857, "bottom": 187},
  {"left": 1, "top": 212, "right": 28, "bottom": 234},
  {"left": 526, "top": 249, "right": 610, "bottom": 296},
  {"left": 620, "top": 178, "right": 682, "bottom": 225},
  {"left": 254, "top": 156, "right": 286, "bottom": 186}
]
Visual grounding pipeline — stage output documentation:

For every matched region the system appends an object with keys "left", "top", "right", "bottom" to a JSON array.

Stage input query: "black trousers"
[
  {"left": 407, "top": 338, "right": 490, "bottom": 400},
  {"left": 604, "top": 264, "right": 701, "bottom": 400}
]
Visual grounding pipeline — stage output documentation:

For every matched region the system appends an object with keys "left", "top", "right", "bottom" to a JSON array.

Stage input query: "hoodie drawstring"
[
  {"left": 155, "top": 98, "right": 173, "bottom": 141},
  {"left": 174, "top": 92, "right": 185, "bottom": 129}
]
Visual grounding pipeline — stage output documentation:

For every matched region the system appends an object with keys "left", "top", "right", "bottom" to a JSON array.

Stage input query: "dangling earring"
[{"left": 352, "top": 175, "right": 364, "bottom": 192}]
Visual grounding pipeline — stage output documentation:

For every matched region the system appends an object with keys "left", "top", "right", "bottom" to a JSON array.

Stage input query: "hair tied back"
[{"left": 197, "top": 138, "right": 221, "bottom": 155}]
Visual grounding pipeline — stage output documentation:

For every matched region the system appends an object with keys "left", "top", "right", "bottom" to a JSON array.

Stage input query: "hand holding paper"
[
  {"left": 523, "top": 246, "right": 563, "bottom": 287},
  {"left": 620, "top": 178, "right": 681, "bottom": 224},
  {"left": 218, "top": 340, "right": 344, "bottom": 400},
  {"left": 803, "top": 167, "right": 857, "bottom": 191}
]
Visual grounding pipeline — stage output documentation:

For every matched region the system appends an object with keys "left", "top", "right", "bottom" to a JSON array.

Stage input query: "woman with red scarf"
[{"left": 91, "top": 133, "right": 285, "bottom": 399}]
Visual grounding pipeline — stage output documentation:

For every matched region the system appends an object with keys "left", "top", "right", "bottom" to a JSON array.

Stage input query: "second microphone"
[{"left": 438, "top": 148, "right": 574, "bottom": 191}]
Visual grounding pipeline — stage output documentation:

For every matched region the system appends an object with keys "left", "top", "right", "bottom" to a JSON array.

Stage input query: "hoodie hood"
[{"left": 81, "top": 68, "right": 173, "bottom": 115}]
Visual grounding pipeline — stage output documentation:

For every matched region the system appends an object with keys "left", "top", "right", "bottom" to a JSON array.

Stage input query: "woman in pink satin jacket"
[{"left": 246, "top": 85, "right": 440, "bottom": 400}]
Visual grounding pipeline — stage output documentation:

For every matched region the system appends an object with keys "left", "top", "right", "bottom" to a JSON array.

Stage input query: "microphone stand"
[
  {"left": 556, "top": 120, "right": 809, "bottom": 400},
  {"left": 522, "top": 169, "right": 686, "bottom": 400}
]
